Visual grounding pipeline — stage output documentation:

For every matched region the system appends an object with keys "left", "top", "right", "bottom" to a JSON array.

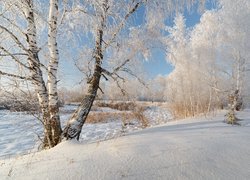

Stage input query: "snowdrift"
[{"left": 1, "top": 110, "right": 250, "bottom": 180}]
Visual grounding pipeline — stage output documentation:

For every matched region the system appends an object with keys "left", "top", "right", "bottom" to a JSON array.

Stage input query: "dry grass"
[
  {"left": 95, "top": 101, "right": 136, "bottom": 111},
  {"left": 86, "top": 102, "right": 149, "bottom": 128},
  {"left": 168, "top": 103, "right": 189, "bottom": 119},
  {"left": 60, "top": 101, "right": 150, "bottom": 128},
  {"left": 86, "top": 112, "right": 134, "bottom": 124},
  {"left": 168, "top": 102, "right": 210, "bottom": 119},
  {"left": 132, "top": 106, "right": 149, "bottom": 128}
]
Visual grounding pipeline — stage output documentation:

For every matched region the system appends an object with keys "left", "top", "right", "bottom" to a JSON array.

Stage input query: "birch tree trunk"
[
  {"left": 47, "top": 0, "right": 62, "bottom": 145},
  {"left": 63, "top": 29, "right": 104, "bottom": 140},
  {"left": 62, "top": 1, "right": 107, "bottom": 140},
  {"left": 61, "top": 0, "right": 144, "bottom": 140},
  {"left": 25, "top": 0, "right": 51, "bottom": 147},
  {"left": 25, "top": 0, "right": 61, "bottom": 148}
]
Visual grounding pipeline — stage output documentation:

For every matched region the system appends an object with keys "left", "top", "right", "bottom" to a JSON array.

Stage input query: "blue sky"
[
  {"left": 143, "top": 1, "right": 217, "bottom": 78},
  {"left": 59, "top": 1, "right": 217, "bottom": 87},
  {"left": 143, "top": 11, "right": 200, "bottom": 78}
]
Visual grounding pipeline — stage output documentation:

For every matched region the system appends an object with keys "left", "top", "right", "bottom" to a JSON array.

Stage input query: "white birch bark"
[
  {"left": 24, "top": 0, "right": 52, "bottom": 147},
  {"left": 48, "top": 0, "right": 62, "bottom": 145},
  {"left": 25, "top": 0, "right": 48, "bottom": 114}
]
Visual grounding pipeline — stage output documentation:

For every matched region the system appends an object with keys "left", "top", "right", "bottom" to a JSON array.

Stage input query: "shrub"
[
  {"left": 225, "top": 110, "right": 240, "bottom": 125},
  {"left": 87, "top": 101, "right": 149, "bottom": 128},
  {"left": 86, "top": 112, "right": 131, "bottom": 124},
  {"left": 132, "top": 106, "right": 149, "bottom": 128},
  {"left": 1, "top": 99, "right": 39, "bottom": 112},
  {"left": 95, "top": 101, "right": 136, "bottom": 111}
]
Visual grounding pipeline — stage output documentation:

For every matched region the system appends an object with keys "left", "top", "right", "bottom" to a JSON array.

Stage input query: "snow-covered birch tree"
[
  {"left": 62, "top": 0, "right": 147, "bottom": 139},
  {"left": 0, "top": 0, "right": 62, "bottom": 148},
  {"left": 61, "top": 0, "right": 206, "bottom": 140},
  {"left": 47, "top": 0, "right": 62, "bottom": 147},
  {"left": 1, "top": 0, "right": 207, "bottom": 147}
]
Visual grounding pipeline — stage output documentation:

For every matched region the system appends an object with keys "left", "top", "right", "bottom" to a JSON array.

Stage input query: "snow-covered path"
[{"left": 0, "top": 110, "right": 250, "bottom": 180}]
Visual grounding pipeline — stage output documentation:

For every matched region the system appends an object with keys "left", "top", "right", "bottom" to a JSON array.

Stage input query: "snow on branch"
[
  {"left": 0, "top": 70, "right": 30, "bottom": 80},
  {"left": 103, "top": 1, "right": 144, "bottom": 50},
  {"left": 0, "top": 46, "right": 30, "bottom": 69},
  {"left": 0, "top": 25, "right": 27, "bottom": 53}
]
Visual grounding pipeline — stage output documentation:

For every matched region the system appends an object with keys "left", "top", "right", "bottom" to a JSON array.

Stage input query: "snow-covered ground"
[
  {"left": 0, "top": 104, "right": 171, "bottom": 159},
  {"left": 0, "top": 109, "right": 250, "bottom": 179}
]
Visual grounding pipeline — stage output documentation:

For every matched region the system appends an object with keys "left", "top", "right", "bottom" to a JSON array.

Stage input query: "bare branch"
[
  {"left": 121, "top": 67, "right": 146, "bottom": 86},
  {"left": 0, "top": 70, "right": 30, "bottom": 80},
  {"left": 98, "top": 86, "right": 104, "bottom": 94},
  {"left": 115, "top": 80, "right": 126, "bottom": 96},
  {"left": 58, "top": 7, "right": 68, "bottom": 27},
  {"left": 0, "top": 46, "right": 30, "bottom": 69},
  {"left": 102, "top": 67, "right": 127, "bottom": 95},
  {"left": 103, "top": 1, "right": 144, "bottom": 50},
  {"left": 101, "top": 68, "right": 113, "bottom": 77},
  {"left": 102, "top": 73, "right": 109, "bottom": 81},
  {"left": 0, "top": 25, "right": 27, "bottom": 52},
  {"left": 73, "top": 7, "right": 96, "bottom": 17},
  {"left": 0, "top": 53, "right": 28, "bottom": 56},
  {"left": 102, "top": 68, "right": 125, "bottom": 83},
  {"left": 0, "top": 3, "right": 14, "bottom": 16},
  {"left": 113, "top": 59, "right": 130, "bottom": 73},
  {"left": 1, "top": 15, "right": 26, "bottom": 36}
]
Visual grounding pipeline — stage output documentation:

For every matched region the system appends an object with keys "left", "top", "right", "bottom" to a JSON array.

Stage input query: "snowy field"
[
  {"left": 0, "top": 104, "right": 172, "bottom": 159},
  {"left": 0, "top": 109, "right": 250, "bottom": 179}
]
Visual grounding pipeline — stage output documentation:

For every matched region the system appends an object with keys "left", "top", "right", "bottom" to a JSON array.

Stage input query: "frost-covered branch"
[
  {"left": 0, "top": 53, "right": 28, "bottom": 57},
  {"left": 0, "top": 70, "right": 30, "bottom": 80},
  {"left": 103, "top": 1, "right": 144, "bottom": 50},
  {"left": 0, "top": 46, "right": 30, "bottom": 69},
  {"left": 0, "top": 25, "right": 27, "bottom": 52},
  {"left": 1, "top": 15, "right": 26, "bottom": 36}
]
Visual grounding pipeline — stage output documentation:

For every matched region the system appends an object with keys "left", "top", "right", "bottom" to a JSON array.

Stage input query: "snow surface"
[
  {"left": 0, "top": 109, "right": 250, "bottom": 179},
  {"left": 0, "top": 104, "right": 171, "bottom": 159}
]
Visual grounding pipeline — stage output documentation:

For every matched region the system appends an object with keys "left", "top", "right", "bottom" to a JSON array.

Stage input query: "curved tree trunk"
[
  {"left": 62, "top": 0, "right": 141, "bottom": 140},
  {"left": 62, "top": 17, "right": 105, "bottom": 140},
  {"left": 62, "top": 65, "right": 102, "bottom": 140}
]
